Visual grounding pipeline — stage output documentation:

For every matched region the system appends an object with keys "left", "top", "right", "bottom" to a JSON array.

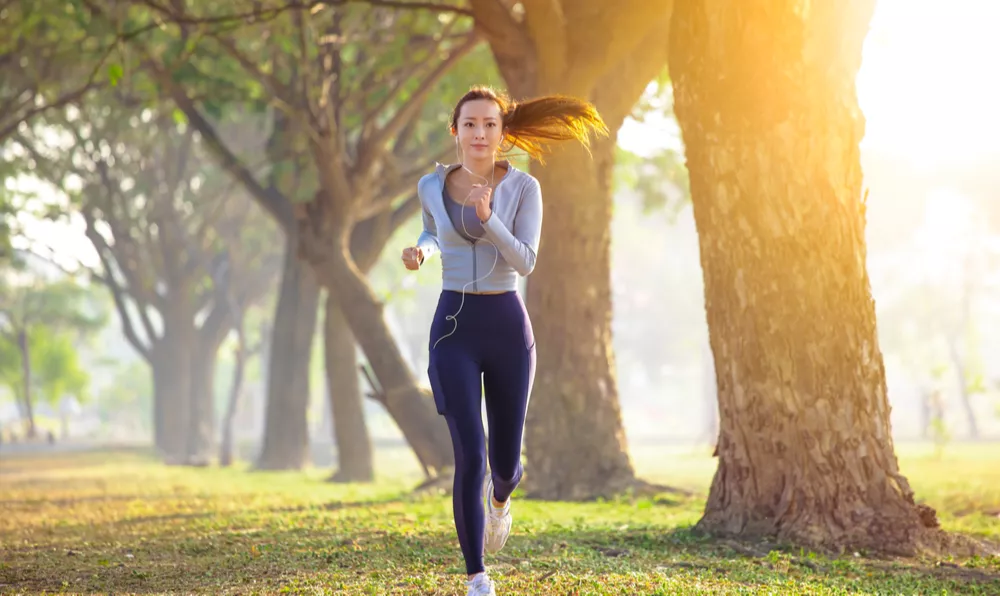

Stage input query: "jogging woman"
[{"left": 401, "top": 86, "right": 607, "bottom": 596}]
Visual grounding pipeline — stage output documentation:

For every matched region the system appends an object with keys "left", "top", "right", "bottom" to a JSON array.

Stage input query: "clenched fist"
[
  {"left": 401, "top": 246, "right": 424, "bottom": 270},
  {"left": 468, "top": 184, "right": 493, "bottom": 222}
]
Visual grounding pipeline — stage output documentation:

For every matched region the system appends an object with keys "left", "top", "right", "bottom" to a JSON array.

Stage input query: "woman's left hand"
[{"left": 469, "top": 184, "right": 492, "bottom": 222}]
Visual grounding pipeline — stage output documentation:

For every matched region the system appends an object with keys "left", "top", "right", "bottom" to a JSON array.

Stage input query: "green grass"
[{"left": 1, "top": 443, "right": 998, "bottom": 595}]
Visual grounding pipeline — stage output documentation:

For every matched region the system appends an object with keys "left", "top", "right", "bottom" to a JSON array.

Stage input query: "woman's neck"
[{"left": 461, "top": 157, "right": 495, "bottom": 183}]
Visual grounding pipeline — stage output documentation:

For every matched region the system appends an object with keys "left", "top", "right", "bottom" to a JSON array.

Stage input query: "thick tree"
[
  {"left": 465, "top": 0, "right": 675, "bottom": 499},
  {"left": 92, "top": 0, "right": 494, "bottom": 478},
  {"left": 669, "top": 0, "right": 944, "bottom": 552},
  {"left": 12, "top": 102, "right": 278, "bottom": 463}
]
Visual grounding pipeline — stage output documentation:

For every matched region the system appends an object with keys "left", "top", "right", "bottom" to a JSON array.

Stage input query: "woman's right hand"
[{"left": 401, "top": 246, "right": 424, "bottom": 270}]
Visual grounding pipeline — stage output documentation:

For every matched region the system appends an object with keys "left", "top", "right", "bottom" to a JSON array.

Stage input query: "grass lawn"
[{"left": 1, "top": 442, "right": 998, "bottom": 595}]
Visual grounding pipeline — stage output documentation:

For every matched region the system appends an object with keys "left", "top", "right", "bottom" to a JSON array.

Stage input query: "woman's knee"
[
  {"left": 460, "top": 447, "right": 487, "bottom": 478},
  {"left": 492, "top": 460, "right": 523, "bottom": 484}
]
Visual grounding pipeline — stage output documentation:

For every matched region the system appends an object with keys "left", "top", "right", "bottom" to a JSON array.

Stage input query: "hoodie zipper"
[
  {"left": 472, "top": 243, "right": 478, "bottom": 293},
  {"left": 439, "top": 168, "right": 509, "bottom": 294}
]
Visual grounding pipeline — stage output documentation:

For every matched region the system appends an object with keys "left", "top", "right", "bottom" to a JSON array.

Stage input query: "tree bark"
[
  {"left": 219, "top": 333, "right": 247, "bottom": 468},
  {"left": 151, "top": 312, "right": 194, "bottom": 463},
  {"left": 324, "top": 292, "right": 374, "bottom": 482},
  {"left": 16, "top": 329, "right": 36, "bottom": 438},
  {"left": 524, "top": 136, "right": 636, "bottom": 499},
  {"left": 185, "top": 303, "right": 233, "bottom": 466},
  {"left": 255, "top": 240, "right": 320, "bottom": 470},
  {"left": 184, "top": 337, "right": 221, "bottom": 466},
  {"left": 669, "top": 0, "right": 941, "bottom": 553}
]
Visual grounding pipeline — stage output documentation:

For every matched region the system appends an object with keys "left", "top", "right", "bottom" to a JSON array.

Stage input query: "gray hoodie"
[{"left": 415, "top": 161, "right": 542, "bottom": 293}]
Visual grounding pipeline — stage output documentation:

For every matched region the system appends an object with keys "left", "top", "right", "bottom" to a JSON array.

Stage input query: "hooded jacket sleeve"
[{"left": 481, "top": 177, "right": 542, "bottom": 276}]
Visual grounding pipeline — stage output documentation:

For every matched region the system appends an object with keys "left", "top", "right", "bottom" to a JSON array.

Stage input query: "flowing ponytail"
[{"left": 449, "top": 86, "right": 609, "bottom": 163}]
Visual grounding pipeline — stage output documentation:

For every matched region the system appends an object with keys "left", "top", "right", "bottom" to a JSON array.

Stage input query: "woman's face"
[{"left": 455, "top": 99, "right": 503, "bottom": 161}]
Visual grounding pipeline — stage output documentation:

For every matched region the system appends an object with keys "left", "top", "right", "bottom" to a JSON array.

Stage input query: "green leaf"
[
  {"left": 172, "top": 107, "right": 187, "bottom": 125},
  {"left": 107, "top": 63, "right": 123, "bottom": 87}
]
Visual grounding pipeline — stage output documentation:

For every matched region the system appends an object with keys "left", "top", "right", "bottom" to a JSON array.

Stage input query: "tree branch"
[
  {"left": 149, "top": 60, "right": 295, "bottom": 233},
  {"left": 359, "top": 16, "right": 459, "bottom": 133},
  {"left": 562, "top": 0, "right": 672, "bottom": 89},
  {"left": 389, "top": 193, "right": 422, "bottom": 232},
  {"left": 468, "top": 0, "right": 536, "bottom": 96},
  {"left": 293, "top": 2, "right": 319, "bottom": 127},
  {"left": 358, "top": 32, "right": 480, "bottom": 175},
  {"left": 591, "top": 6, "right": 673, "bottom": 129},
  {"left": 205, "top": 33, "right": 318, "bottom": 139},
  {"left": 83, "top": 216, "right": 155, "bottom": 362},
  {"left": 0, "top": 81, "right": 104, "bottom": 143},
  {"left": 333, "top": 0, "right": 473, "bottom": 16},
  {"left": 123, "top": 0, "right": 327, "bottom": 30},
  {"left": 83, "top": 209, "right": 161, "bottom": 348},
  {"left": 521, "top": 0, "right": 566, "bottom": 84}
]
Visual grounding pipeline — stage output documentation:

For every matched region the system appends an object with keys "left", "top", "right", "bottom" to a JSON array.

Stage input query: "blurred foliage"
[
  {"left": 7, "top": 88, "right": 281, "bottom": 361},
  {"left": 0, "top": 259, "right": 107, "bottom": 411},
  {"left": 613, "top": 80, "right": 690, "bottom": 220},
  {"left": 614, "top": 145, "right": 690, "bottom": 221},
  {"left": 96, "top": 359, "right": 152, "bottom": 429}
]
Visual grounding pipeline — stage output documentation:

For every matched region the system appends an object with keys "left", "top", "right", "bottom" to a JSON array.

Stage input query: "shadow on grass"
[
  {"left": 0, "top": 493, "right": 182, "bottom": 507},
  {"left": 4, "top": 519, "right": 998, "bottom": 595}
]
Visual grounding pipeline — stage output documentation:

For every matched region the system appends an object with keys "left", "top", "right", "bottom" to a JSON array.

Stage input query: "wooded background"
[{"left": 2, "top": 0, "right": 998, "bottom": 556}]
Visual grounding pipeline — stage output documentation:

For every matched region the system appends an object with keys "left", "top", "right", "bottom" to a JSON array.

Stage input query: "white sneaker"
[
  {"left": 465, "top": 572, "right": 497, "bottom": 596},
  {"left": 483, "top": 478, "right": 512, "bottom": 554}
]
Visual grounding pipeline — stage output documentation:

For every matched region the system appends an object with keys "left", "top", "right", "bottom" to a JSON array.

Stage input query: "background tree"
[
  {"left": 88, "top": 0, "right": 496, "bottom": 479},
  {"left": 0, "top": 260, "right": 106, "bottom": 437},
  {"left": 464, "top": 0, "right": 676, "bottom": 499},
  {"left": 0, "top": 1, "right": 116, "bottom": 143},
  {"left": 668, "top": 0, "right": 945, "bottom": 553},
  {"left": 10, "top": 98, "right": 280, "bottom": 463},
  {"left": 219, "top": 313, "right": 266, "bottom": 468}
]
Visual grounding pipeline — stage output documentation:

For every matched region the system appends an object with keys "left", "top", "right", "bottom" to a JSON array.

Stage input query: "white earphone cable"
[{"left": 432, "top": 164, "right": 501, "bottom": 350}]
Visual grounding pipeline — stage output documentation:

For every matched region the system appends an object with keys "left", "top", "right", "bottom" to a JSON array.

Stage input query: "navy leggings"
[{"left": 427, "top": 290, "right": 536, "bottom": 575}]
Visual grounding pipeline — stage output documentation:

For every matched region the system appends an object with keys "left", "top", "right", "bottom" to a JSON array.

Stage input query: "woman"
[{"left": 401, "top": 86, "right": 607, "bottom": 596}]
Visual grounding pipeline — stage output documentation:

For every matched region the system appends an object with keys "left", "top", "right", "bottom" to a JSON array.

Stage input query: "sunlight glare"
[{"left": 858, "top": 0, "right": 1000, "bottom": 164}]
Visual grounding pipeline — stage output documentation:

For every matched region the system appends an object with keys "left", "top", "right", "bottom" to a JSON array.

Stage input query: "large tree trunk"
[
  {"left": 298, "top": 218, "right": 454, "bottom": 477},
  {"left": 255, "top": 241, "right": 320, "bottom": 470},
  {"left": 220, "top": 316, "right": 259, "bottom": 467},
  {"left": 151, "top": 314, "right": 194, "bottom": 463},
  {"left": 474, "top": 1, "right": 674, "bottom": 500},
  {"left": 185, "top": 313, "right": 231, "bottom": 466},
  {"left": 524, "top": 136, "right": 636, "bottom": 499},
  {"left": 324, "top": 293, "right": 374, "bottom": 482},
  {"left": 219, "top": 334, "right": 247, "bottom": 468},
  {"left": 184, "top": 339, "right": 220, "bottom": 466},
  {"left": 16, "top": 329, "right": 36, "bottom": 438},
  {"left": 669, "top": 0, "right": 941, "bottom": 553}
]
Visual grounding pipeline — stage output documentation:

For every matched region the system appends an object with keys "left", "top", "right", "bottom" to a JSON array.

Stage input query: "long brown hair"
[{"left": 449, "top": 86, "right": 609, "bottom": 163}]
